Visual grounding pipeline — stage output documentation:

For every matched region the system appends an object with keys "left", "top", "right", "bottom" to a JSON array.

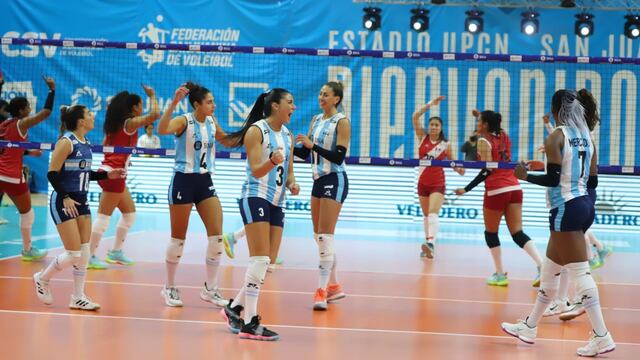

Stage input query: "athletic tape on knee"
[
  {"left": 92, "top": 213, "right": 111, "bottom": 235},
  {"left": 206, "top": 235, "right": 224, "bottom": 262},
  {"left": 511, "top": 230, "right": 531, "bottom": 248},
  {"left": 317, "top": 233, "right": 335, "bottom": 261},
  {"left": 566, "top": 261, "right": 598, "bottom": 306},
  {"left": 245, "top": 256, "right": 270, "bottom": 294},
  {"left": 116, "top": 212, "right": 136, "bottom": 230},
  {"left": 19, "top": 208, "right": 34, "bottom": 229},
  {"left": 484, "top": 231, "right": 500, "bottom": 248},
  {"left": 539, "top": 257, "right": 562, "bottom": 298},
  {"left": 166, "top": 238, "right": 185, "bottom": 264}
]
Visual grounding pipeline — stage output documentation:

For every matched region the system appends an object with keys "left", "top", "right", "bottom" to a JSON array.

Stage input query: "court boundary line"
[
  {"left": 1, "top": 275, "right": 638, "bottom": 312},
  {"left": 0, "top": 309, "right": 638, "bottom": 346}
]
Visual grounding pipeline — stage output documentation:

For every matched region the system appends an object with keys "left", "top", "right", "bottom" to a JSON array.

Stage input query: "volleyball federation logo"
[
  {"left": 137, "top": 15, "right": 170, "bottom": 69},
  {"left": 71, "top": 86, "right": 102, "bottom": 113}
]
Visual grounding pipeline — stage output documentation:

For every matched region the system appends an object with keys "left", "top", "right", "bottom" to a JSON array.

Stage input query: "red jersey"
[
  {"left": 418, "top": 137, "right": 448, "bottom": 187},
  {"left": 480, "top": 131, "right": 520, "bottom": 195},
  {"left": 101, "top": 120, "right": 137, "bottom": 170},
  {"left": 0, "top": 119, "right": 27, "bottom": 183}
]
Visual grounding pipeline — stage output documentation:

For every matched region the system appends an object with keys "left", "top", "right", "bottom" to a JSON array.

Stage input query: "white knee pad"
[
  {"left": 565, "top": 261, "right": 597, "bottom": 296},
  {"left": 117, "top": 212, "right": 136, "bottom": 230},
  {"left": 317, "top": 234, "right": 335, "bottom": 261},
  {"left": 166, "top": 238, "right": 185, "bottom": 264},
  {"left": 92, "top": 213, "right": 111, "bottom": 235},
  {"left": 206, "top": 235, "right": 224, "bottom": 261},
  {"left": 245, "top": 256, "right": 270, "bottom": 286},
  {"left": 539, "top": 257, "right": 562, "bottom": 299},
  {"left": 57, "top": 250, "right": 82, "bottom": 270},
  {"left": 19, "top": 208, "right": 34, "bottom": 229}
]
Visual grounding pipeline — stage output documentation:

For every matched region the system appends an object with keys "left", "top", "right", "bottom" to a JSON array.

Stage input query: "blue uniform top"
[
  {"left": 310, "top": 112, "right": 347, "bottom": 180},
  {"left": 241, "top": 119, "right": 292, "bottom": 207},
  {"left": 59, "top": 131, "right": 93, "bottom": 195},
  {"left": 174, "top": 112, "right": 216, "bottom": 174}
]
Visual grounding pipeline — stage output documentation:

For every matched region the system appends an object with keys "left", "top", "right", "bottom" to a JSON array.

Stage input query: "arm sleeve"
[
  {"left": 587, "top": 175, "right": 598, "bottom": 189},
  {"left": 293, "top": 145, "right": 311, "bottom": 160},
  {"left": 47, "top": 171, "right": 67, "bottom": 198},
  {"left": 43, "top": 90, "right": 55, "bottom": 111},
  {"left": 312, "top": 144, "right": 347, "bottom": 165},
  {"left": 89, "top": 170, "right": 108, "bottom": 181},
  {"left": 463, "top": 169, "right": 490, "bottom": 192},
  {"left": 525, "top": 163, "right": 561, "bottom": 187}
]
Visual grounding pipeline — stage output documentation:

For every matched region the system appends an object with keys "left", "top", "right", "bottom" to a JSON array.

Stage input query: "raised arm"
[
  {"left": 157, "top": 86, "right": 188, "bottom": 135},
  {"left": 412, "top": 95, "right": 444, "bottom": 140},
  {"left": 18, "top": 76, "right": 55, "bottom": 135},
  {"left": 124, "top": 84, "right": 161, "bottom": 133}
]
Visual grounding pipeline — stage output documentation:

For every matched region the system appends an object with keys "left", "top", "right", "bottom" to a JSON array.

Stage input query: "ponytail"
[{"left": 577, "top": 88, "right": 599, "bottom": 131}]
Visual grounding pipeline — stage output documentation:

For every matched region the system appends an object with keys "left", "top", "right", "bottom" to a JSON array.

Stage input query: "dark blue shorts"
[
  {"left": 49, "top": 191, "right": 90, "bottom": 225},
  {"left": 311, "top": 172, "right": 348, "bottom": 203},
  {"left": 549, "top": 195, "right": 595, "bottom": 232},
  {"left": 168, "top": 172, "right": 217, "bottom": 205},
  {"left": 239, "top": 197, "right": 284, "bottom": 227}
]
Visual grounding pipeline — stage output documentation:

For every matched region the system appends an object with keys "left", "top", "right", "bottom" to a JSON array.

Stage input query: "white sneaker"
[
  {"left": 33, "top": 271, "right": 53, "bottom": 305},
  {"left": 161, "top": 286, "right": 183, "bottom": 307},
  {"left": 559, "top": 301, "right": 586, "bottom": 321},
  {"left": 543, "top": 298, "right": 572, "bottom": 317},
  {"left": 199, "top": 283, "right": 229, "bottom": 307},
  {"left": 577, "top": 331, "right": 615, "bottom": 357},
  {"left": 69, "top": 294, "right": 101, "bottom": 311},
  {"left": 501, "top": 318, "right": 537, "bottom": 344}
]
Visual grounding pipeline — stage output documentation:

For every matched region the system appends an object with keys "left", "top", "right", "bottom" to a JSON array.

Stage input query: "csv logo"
[{"left": 2, "top": 31, "right": 62, "bottom": 58}]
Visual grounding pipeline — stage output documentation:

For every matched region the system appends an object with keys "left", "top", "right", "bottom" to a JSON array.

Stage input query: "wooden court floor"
[{"left": 0, "top": 231, "right": 638, "bottom": 359}]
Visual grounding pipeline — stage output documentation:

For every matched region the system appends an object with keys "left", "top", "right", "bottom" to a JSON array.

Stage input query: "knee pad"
[
  {"left": 206, "top": 235, "right": 224, "bottom": 262},
  {"left": 484, "top": 231, "right": 500, "bottom": 248},
  {"left": 19, "top": 208, "right": 34, "bottom": 229},
  {"left": 511, "top": 230, "right": 531, "bottom": 248},
  {"left": 166, "top": 238, "right": 185, "bottom": 264},
  {"left": 245, "top": 256, "right": 270, "bottom": 288},
  {"left": 92, "top": 213, "right": 111, "bottom": 235},
  {"left": 317, "top": 234, "right": 335, "bottom": 261},
  {"left": 117, "top": 212, "right": 136, "bottom": 230},
  {"left": 565, "top": 261, "right": 597, "bottom": 296},
  {"left": 57, "top": 250, "right": 81, "bottom": 270}
]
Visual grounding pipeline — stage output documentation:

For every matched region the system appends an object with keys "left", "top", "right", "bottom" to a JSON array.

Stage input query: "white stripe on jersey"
[
  {"left": 311, "top": 113, "right": 346, "bottom": 180},
  {"left": 174, "top": 113, "right": 216, "bottom": 174}
]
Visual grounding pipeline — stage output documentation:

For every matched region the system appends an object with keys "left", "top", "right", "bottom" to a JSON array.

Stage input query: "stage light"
[
  {"left": 465, "top": 10, "right": 484, "bottom": 34},
  {"left": 625, "top": 14, "right": 640, "bottom": 39},
  {"left": 575, "top": 13, "right": 594, "bottom": 38},
  {"left": 410, "top": 8, "right": 429, "bottom": 32},
  {"left": 521, "top": 11, "right": 539, "bottom": 35},
  {"left": 363, "top": 7, "right": 381, "bottom": 31}
]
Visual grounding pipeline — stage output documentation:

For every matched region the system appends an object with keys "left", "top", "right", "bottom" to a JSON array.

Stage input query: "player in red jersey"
[
  {"left": 0, "top": 75, "right": 55, "bottom": 261},
  {"left": 412, "top": 96, "right": 464, "bottom": 259},
  {"left": 455, "top": 110, "right": 542, "bottom": 286},
  {"left": 87, "top": 85, "right": 160, "bottom": 269}
]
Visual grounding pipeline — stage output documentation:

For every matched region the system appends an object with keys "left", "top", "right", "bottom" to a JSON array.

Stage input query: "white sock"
[
  {"left": 422, "top": 216, "right": 430, "bottom": 242},
  {"left": 566, "top": 261, "right": 608, "bottom": 336},
  {"left": 557, "top": 267, "right": 570, "bottom": 302},
  {"left": 205, "top": 235, "right": 223, "bottom": 290},
  {"left": 113, "top": 212, "right": 135, "bottom": 251},
  {"left": 89, "top": 213, "right": 110, "bottom": 255},
  {"left": 165, "top": 238, "right": 184, "bottom": 287},
  {"left": 427, "top": 214, "right": 439, "bottom": 243},
  {"left": 318, "top": 234, "right": 334, "bottom": 289},
  {"left": 20, "top": 209, "right": 34, "bottom": 251},
  {"left": 526, "top": 257, "right": 561, "bottom": 327},
  {"left": 243, "top": 256, "right": 270, "bottom": 323},
  {"left": 72, "top": 244, "right": 90, "bottom": 297},
  {"left": 329, "top": 254, "right": 338, "bottom": 284},
  {"left": 41, "top": 250, "right": 80, "bottom": 281}
]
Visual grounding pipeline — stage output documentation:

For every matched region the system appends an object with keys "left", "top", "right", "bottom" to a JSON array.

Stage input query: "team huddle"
[{"left": 0, "top": 74, "right": 615, "bottom": 354}]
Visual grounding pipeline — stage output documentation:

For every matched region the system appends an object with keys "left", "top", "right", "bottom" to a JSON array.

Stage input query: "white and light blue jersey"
[
  {"left": 173, "top": 113, "right": 216, "bottom": 174},
  {"left": 241, "top": 119, "right": 292, "bottom": 207},
  {"left": 547, "top": 126, "right": 594, "bottom": 209},
  {"left": 310, "top": 112, "right": 347, "bottom": 180},
  {"left": 59, "top": 132, "right": 92, "bottom": 195}
]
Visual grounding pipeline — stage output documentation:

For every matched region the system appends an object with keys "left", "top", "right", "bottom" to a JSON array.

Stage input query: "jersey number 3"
[{"left": 275, "top": 165, "right": 284, "bottom": 186}]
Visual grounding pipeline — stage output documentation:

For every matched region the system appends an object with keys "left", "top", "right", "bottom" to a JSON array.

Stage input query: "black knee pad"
[
  {"left": 511, "top": 230, "right": 531, "bottom": 248},
  {"left": 484, "top": 231, "right": 500, "bottom": 248}
]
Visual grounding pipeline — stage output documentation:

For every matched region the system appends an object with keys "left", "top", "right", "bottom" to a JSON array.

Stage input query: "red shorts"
[
  {"left": 483, "top": 190, "right": 523, "bottom": 211},
  {"left": 98, "top": 170, "right": 126, "bottom": 193},
  {"left": 0, "top": 179, "right": 29, "bottom": 197},
  {"left": 418, "top": 183, "right": 445, "bottom": 197}
]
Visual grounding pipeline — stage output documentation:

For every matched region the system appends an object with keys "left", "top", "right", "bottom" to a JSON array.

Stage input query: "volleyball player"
[
  {"left": 157, "top": 82, "right": 232, "bottom": 308},
  {"left": 88, "top": 85, "right": 160, "bottom": 269},
  {"left": 501, "top": 89, "right": 615, "bottom": 357},
  {"left": 33, "top": 105, "right": 125, "bottom": 310},
  {"left": 411, "top": 95, "right": 464, "bottom": 259},
  {"left": 0, "top": 75, "right": 55, "bottom": 261},
  {"left": 455, "top": 110, "right": 542, "bottom": 286},
  {"left": 221, "top": 88, "right": 299, "bottom": 341}
]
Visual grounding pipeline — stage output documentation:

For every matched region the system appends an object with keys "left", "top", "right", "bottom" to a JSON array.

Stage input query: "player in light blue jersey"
[
  {"left": 503, "top": 89, "right": 615, "bottom": 357},
  {"left": 294, "top": 81, "right": 350, "bottom": 311},
  {"left": 221, "top": 88, "right": 299, "bottom": 341},
  {"left": 34, "top": 105, "right": 125, "bottom": 311},
  {"left": 157, "top": 81, "right": 234, "bottom": 309}
]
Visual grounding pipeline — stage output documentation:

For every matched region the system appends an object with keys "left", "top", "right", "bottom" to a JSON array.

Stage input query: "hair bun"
[
  {"left": 184, "top": 81, "right": 199, "bottom": 92},
  {"left": 59, "top": 105, "right": 69, "bottom": 113}
]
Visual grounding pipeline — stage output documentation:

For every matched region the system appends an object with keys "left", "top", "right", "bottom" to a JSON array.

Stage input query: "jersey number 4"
[{"left": 200, "top": 152, "right": 207, "bottom": 169}]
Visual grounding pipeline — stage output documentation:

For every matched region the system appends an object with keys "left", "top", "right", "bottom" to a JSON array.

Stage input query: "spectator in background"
[
  {"left": 461, "top": 131, "right": 479, "bottom": 161},
  {"left": 137, "top": 123, "right": 161, "bottom": 154}
]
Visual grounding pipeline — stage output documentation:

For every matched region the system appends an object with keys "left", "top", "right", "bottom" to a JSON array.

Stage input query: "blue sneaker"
[
  {"left": 223, "top": 232, "right": 236, "bottom": 259},
  {"left": 87, "top": 255, "right": 108, "bottom": 270},
  {"left": 21, "top": 247, "right": 48, "bottom": 261},
  {"left": 589, "top": 256, "right": 602, "bottom": 270},
  {"left": 597, "top": 247, "right": 612, "bottom": 267},
  {"left": 487, "top": 272, "right": 509, "bottom": 286},
  {"left": 106, "top": 249, "right": 134, "bottom": 265}
]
